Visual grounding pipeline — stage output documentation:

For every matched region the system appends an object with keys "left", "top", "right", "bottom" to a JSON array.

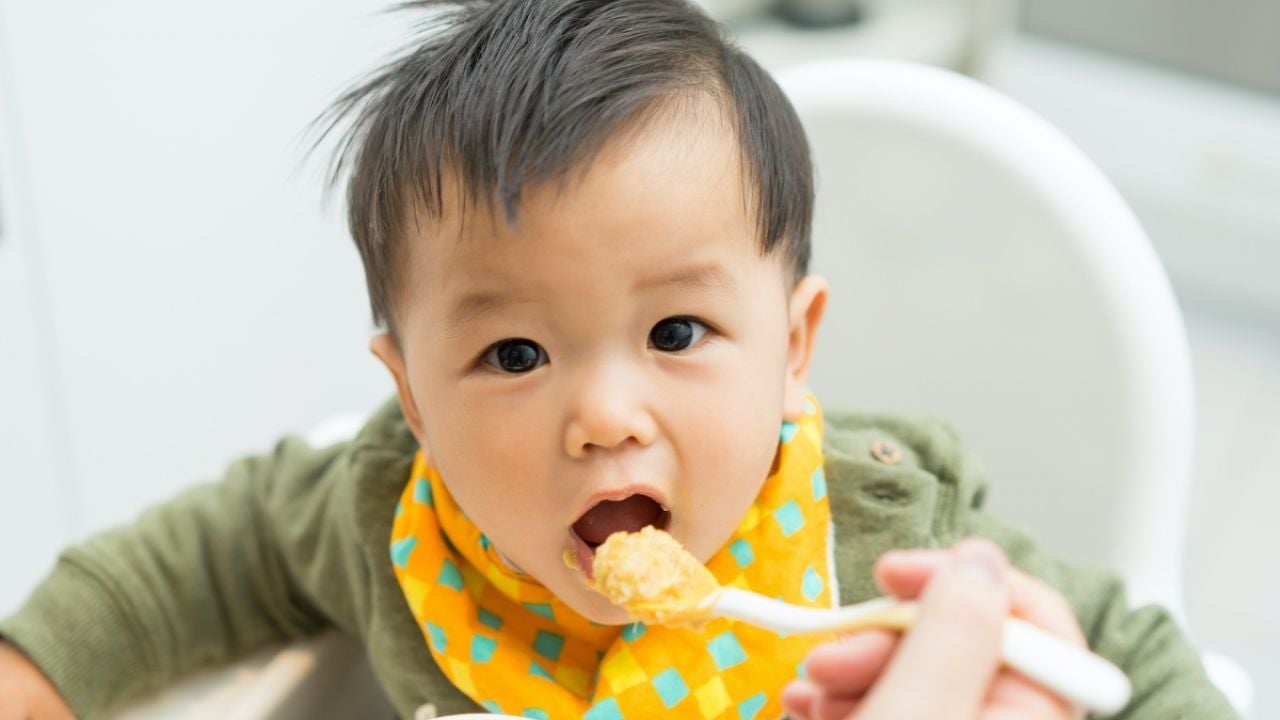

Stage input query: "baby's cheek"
[{"left": 683, "top": 427, "right": 777, "bottom": 555}]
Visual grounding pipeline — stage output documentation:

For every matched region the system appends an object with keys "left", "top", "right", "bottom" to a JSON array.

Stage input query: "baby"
[{"left": 0, "top": 1, "right": 1236, "bottom": 718}]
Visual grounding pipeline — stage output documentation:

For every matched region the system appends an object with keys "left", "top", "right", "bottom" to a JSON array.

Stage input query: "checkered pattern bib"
[{"left": 389, "top": 395, "right": 836, "bottom": 719}]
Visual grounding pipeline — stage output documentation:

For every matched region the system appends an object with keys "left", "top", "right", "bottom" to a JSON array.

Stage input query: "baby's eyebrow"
[
  {"left": 445, "top": 291, "right": 511, "bottom": 333},
  {"left": 444, "top": 264, "right": 734, "bottom": 333},
  {"left": 635, "top": 263, "right": 736, "bottom": 294}
]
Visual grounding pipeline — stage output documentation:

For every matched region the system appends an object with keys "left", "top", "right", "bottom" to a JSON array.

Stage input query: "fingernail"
[{"left": 954, "top": 543, "right": 1005, "bottom": 585}]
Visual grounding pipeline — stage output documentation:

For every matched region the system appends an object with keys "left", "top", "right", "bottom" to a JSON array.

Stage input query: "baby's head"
[{"left": 324, "top": 0, "right": 826, "bottom": 623}]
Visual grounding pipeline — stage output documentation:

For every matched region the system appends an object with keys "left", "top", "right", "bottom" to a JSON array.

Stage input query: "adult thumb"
[{"left": 857, "top": 539, "right": 1012, "bottom": 720}]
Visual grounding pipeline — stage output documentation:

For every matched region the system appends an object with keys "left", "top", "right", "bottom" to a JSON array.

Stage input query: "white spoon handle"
[
  {"left": 709, "top": 589, "right": 1130, "bottom": 715},
  {"left": 1002, "top": 617, "right": 1131, "bottom": 715}
]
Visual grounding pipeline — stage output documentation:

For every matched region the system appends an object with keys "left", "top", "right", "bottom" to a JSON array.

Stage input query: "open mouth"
[{"left": 570, "top": 494, "right": 671, "bottom": 580}]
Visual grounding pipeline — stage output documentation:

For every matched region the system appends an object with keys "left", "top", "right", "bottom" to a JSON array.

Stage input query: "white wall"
[
  {"left": 0, "top": 0, "right": 416, "bottom": 612},
  {"left": 0, "top": 38, "right": 69, "bottom": 613},
  {"left": 1022, "top": 0, "right": 1280, "bottom": 96},
  {"left": 985, "top": 36, "right": 1280, "bottom": 325}
]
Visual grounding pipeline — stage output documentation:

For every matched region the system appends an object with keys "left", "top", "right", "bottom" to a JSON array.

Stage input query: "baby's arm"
[{"left": 0, "top": 434, "right": 368, "bottom": 717}]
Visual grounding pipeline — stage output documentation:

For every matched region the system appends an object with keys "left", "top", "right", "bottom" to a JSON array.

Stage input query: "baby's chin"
[
  {"left": 559, "top": 570, "right": 638, "bottom": 624},
  {"left": 562, "top": 588, "right": 636, "bottom": 625},
  {"left": 489, "top": 543, "right": 633, "bottom": 624},
  {"left": 529, "top": 562, "right": 637, "bottom": 625}
]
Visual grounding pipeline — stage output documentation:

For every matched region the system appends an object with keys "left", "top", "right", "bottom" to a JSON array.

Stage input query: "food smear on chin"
[{"left": 590, "top": 526, "right": 722, "bottom": 628}]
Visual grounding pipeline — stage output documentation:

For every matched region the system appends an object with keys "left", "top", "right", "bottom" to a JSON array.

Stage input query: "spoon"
[
  {"left": 708, "top": 587, "right": 1131, "bottom": 715},
  {"left": 593, "top": 527, "right": 1132, "bottom": 716}
]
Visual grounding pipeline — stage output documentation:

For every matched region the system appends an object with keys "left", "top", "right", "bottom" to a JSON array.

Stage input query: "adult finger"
[
  {"left": 803, "top": 630, "right": 899, "bottom": 696},
  {"left": 1006, "top": 572, "right": 1087, "bottom": 646},
  {"left": 813, "top": 693, "right": 861, "bottom": 720},
  {"left": 876, "top": 541, "right": 1087, "bottom": 646},
  {"left": 857, "top": 540, "right": 1012, "bottom": 719},
  {"left": 873, "top": 548, "right": 948, "bottom": 599},
  {"left": 983, "top": 671, "right": 1083, "bottom": 720},
  {"left": 872, "top": 540, "right": 1088, "bottom": 717},
  {"left": 781, "top": 679, "right": 818, "bottom": 720},
  {"left": 878, "top": 545, "right": 1085, "bottom": 646}
]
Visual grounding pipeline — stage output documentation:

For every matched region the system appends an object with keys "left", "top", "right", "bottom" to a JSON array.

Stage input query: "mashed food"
[{"left": 591, "top": 526, "right": 721, "bottom": 627}]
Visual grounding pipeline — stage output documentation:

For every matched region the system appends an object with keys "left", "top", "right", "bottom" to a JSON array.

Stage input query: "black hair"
[{"left": 315, "top": 0, "right": 813, "bottom": 331}]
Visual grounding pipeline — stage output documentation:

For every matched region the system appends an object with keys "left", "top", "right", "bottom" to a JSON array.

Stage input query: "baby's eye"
[
  {"left": 482, "top": 339, "right": 547, "bottom": 373},
  {"left": 649, "top": 317, "right": 708, "bottom": 352}
]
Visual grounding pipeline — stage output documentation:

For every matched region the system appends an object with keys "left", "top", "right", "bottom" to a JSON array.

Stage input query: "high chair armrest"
[{"left": 1202, "top": 650, "right": 1254, "bottom": 718}]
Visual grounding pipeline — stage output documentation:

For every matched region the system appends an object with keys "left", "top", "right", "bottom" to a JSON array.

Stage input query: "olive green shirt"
[{"left": 0, "top": 399, "right": 1236, "bottom": 718}]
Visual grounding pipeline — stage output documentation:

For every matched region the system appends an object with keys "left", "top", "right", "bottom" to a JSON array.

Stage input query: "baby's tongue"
[{"left": 573, "top": 495, "right": 663, "bottom": 546}]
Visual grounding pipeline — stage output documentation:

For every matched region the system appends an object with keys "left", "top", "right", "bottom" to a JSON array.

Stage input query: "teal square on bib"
[
  {"left": 780, "top": 421, "right": 799, "bottom": 443},
  {"left": 707, "top": 631, "right": 747, "bottom": 671},
  {"left": 738, "top": 691, "right": 767, "bottom": 719},
  {"left": 414, "top": 477, "right": 433, "bottom": 505},
  {"left": 811, "top": 467, "right": 827, "bottom": 500},
  {"left": 390, "top": 537, "right": 417, "bottom": 568},
  {"left": 652, "top": 668, "right": 690, "bottom": 707},
  {"left": 533, "top": 630, "right": 564, "bottom": 661},
  {"left": 478, "top": 608, "right": 503, "bottom": 630},
  {"left": 772, "top": 500, "right": 805, "bottom": 537},
  {"left": 528, "top": 661, "right": 554, "bottom": 681},
  {"left": 471, "top": 634, "right": 497, "bottom": 662},
  {"left": 584, "top": 697, "right": 623, "bottom": 720},
  {"left": 802, "top": 565, "right": 824, "bottom": 602},
  {"left": 424, "top": 621, "right": 447, "bottom": 652},
  {"left": 621, "top": 622, "right": 646, "bottom": 642},
  {"left": 523, "top": 602, "right": 555, "bottom": 620},
  {"left": 437, "top": 558, "right": 464, "bottom": 590}
]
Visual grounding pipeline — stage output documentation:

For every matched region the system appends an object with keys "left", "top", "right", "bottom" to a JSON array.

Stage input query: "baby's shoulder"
[
  {"left": 821, "top": 412, "right": 991, "bottom": 599},
  {"left": 823, "top": 412, "right": 981, "bottom": 479},
  {"left": 821, "top": 411, "right": 988, "bottom": 519}
]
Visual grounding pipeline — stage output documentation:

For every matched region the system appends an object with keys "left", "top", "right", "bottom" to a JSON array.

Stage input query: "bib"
[{"left": 389, "top": 395, "right": 835, "bottom": 719}]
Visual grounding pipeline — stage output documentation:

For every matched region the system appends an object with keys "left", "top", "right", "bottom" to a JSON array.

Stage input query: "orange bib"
[{"left": 389, "top": 395, "right": 835, "bottom": 719}]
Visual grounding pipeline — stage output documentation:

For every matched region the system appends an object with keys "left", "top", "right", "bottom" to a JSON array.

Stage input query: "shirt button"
[{"left": 870, "top": 439, "right": 902, "bottom": 465}]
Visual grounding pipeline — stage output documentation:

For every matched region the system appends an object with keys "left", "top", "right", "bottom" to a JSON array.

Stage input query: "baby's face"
[{"left": 378, "top": 106, "right": 825, "bottom": 623}]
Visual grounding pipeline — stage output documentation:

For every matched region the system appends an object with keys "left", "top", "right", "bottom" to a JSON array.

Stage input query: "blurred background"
[{"left": 0, "top": 0, "right": 1275, "bottom": 716}]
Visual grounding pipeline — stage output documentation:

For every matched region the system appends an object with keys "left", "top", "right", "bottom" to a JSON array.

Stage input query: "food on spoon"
[
  {"left": 591, "top": 526, "right": 722, "bottom": 627},
  {"left": 570, "top": 494, "right": 671, "bottom": 579}
]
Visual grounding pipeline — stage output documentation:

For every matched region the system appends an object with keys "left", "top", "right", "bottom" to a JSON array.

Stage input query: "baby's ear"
[
  {"left": 370, "top": 333, "right": 429, "bottom": 450},
  {"left": 782, "top": 275, "right": 828, "bottom": 420}
]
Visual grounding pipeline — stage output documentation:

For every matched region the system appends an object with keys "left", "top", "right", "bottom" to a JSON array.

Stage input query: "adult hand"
[
  {"left": 782, "top": 538, "right": 1086, "bottom": 720},
  {"left": 0, "top": 641, "right": 75, "bottom": 720}
]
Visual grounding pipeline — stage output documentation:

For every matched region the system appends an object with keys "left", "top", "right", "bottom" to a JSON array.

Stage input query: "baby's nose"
[{"left": 562, "top": 368, "right": 658, "bottom": 458}]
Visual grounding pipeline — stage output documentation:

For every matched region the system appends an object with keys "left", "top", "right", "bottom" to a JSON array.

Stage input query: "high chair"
[
  {"left": 108, "top": 58, "right": 1252, "bottom": 718},
  {"left": 782, "top": 57, "right": 1251, "bottom": 715}
]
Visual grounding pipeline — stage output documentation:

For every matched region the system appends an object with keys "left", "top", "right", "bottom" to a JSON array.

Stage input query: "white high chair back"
[
  {"left": 775, "top": 58, "right": 1194, "bottom": 620},
  {"left": 773, "top": 61, "right": 1254, "bottom": 712},
  {"left": 779, "top": 60, "right": 1254, "bottom": 713}
]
